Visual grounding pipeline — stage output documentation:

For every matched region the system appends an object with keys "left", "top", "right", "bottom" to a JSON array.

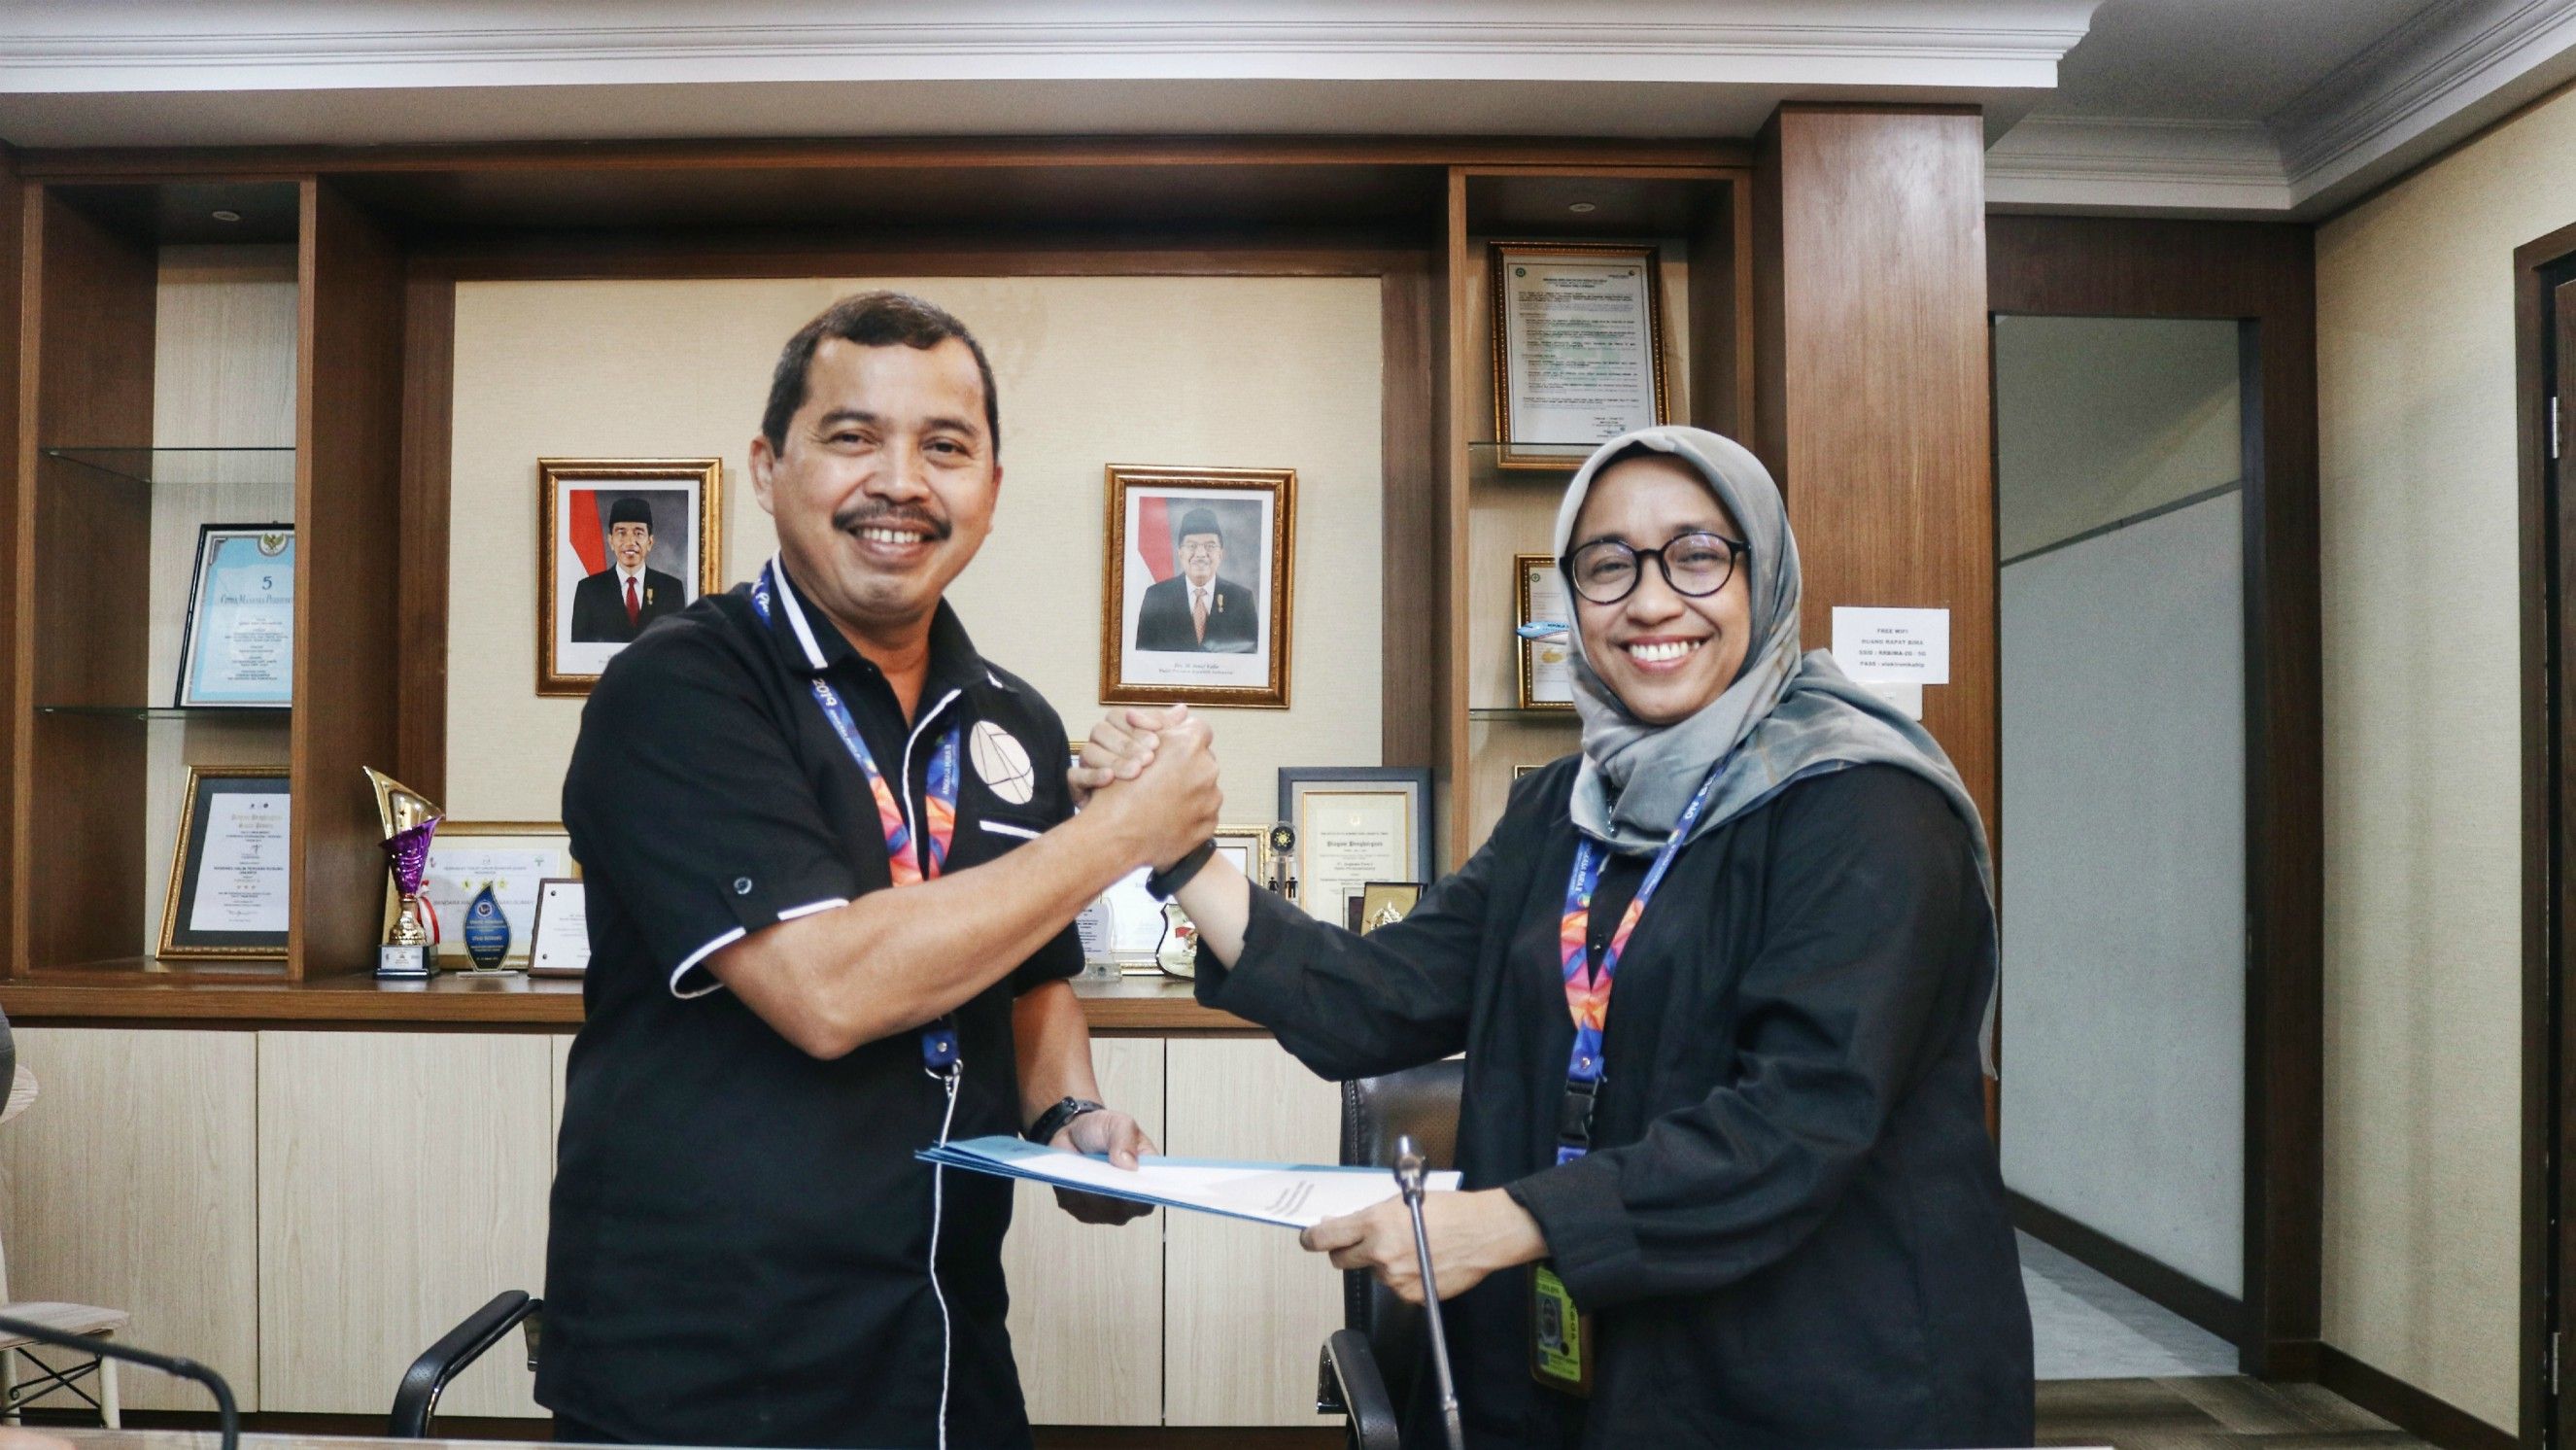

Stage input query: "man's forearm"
[
  {"left": 711, "top": 809, "right": 1144, "bottom": 1057},
  {"left": 1013, "top": 981, "right": 1104, "bottom": 1127}
]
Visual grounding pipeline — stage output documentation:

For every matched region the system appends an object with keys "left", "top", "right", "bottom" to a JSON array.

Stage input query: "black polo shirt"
[{"left": 539, "top": 555, "right": 1082, "bottom": 1450}]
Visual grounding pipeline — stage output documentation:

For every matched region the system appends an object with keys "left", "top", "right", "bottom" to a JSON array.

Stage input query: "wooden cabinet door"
[
  {"left": 1000, "top": 1035, "right": 1166, "bottom": 1427},
  {"left": 257, "top": 1030, "right": 553, "bottom": 1417},
  {"left": 1161, "top": 1038, "right": 1342, "bottom": 1426},
  {"left": 0, "top": 1027, "right": 260, "bottom": 1412}
]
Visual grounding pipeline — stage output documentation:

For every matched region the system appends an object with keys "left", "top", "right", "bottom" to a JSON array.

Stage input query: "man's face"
[
  {"left": 1178, "top": 532, "right": 1222, "bottom": 588},
  {"left": 749, "top": 337, "right": 1000, "bottom": 637},
  {"left": 609, "top": 521, "right": 652, "bottom": 571}
]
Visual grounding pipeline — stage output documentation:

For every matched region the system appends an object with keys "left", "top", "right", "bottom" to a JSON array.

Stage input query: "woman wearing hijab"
[{"left": 1081, "top": 426, "right": 2032, "bottom": 1449}]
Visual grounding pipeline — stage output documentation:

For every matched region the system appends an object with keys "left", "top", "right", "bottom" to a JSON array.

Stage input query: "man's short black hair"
[{"left": 760, "top": 291, "right": 1000, "bottom": 456}]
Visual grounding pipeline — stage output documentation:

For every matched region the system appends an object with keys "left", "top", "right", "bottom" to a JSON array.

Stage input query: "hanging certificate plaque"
[
  {"left": 175, "top": 524, "right": 295, "bottom": 708},
  {"left": 1490, "top": 243, "right": 1667, "bottom": 469},
  {"left": 159, "top": 767, "right": 292, "bottom": 959}
]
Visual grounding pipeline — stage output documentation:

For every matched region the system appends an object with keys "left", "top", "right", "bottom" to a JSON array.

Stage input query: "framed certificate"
[
  {"left": 175, "top": 524, "right": 294, "bottom": 708},
  {"left": 1490, "top": 242, "right": 1668, "bottom": 469},
  {"left": 159, "top": 766, "right": 292, "bottom": 959},
  {"left": 527, "top": 879, "right": 591, "bottom": 978},
  {"left": 1516, "top": 553, "right": 1575, "bottom": 710},
  {"left": 1278, "top": 767, "right": 1434, "bottom": 925}
]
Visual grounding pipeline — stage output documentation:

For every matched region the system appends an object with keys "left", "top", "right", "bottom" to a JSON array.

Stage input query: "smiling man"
[{"left": 543, "top": 292, "right": 1222, "bottom": 1449}]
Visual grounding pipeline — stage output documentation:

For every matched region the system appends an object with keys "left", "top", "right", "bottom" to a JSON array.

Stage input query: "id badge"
[{"left": 1529, "top": 1264, "right": 1595, "bottom": 1397}]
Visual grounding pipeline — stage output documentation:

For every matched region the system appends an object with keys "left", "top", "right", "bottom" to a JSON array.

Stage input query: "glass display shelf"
[
  {"left": 39, "top": 445, "right": 296, "bottom": 488},
  {"left": 34, "top": 704, "right": 290, "bottom": 721},
  {"left": 1468, "top": 706, "right": 1579, "bottom": 722}
]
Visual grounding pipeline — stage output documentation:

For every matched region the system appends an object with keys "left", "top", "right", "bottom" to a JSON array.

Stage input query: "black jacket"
[
  {"left": 570, "top": 567, "right": 686, "bottom": 643},
  {"left": 1133, "top": 573, "right": 1258, "bottom": 652},
  {"left": 1197, "top": 760, "right": 2032, "bottom": 1450}
]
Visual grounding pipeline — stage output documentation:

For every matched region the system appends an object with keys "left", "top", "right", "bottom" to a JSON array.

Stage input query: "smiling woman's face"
[{"left": 1567, "top": 455, "right": 1754, "bottom": 726}]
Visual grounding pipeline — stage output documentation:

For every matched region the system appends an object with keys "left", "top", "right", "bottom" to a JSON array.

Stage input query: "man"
[
  {"left": 543, "top": 292, "right": 1219, "bottom": 1449},
  {"left": 1132, "top": 508, "right": 1257, "bottom": 652},
  {"left": 568, "top": 497, "right": 687, "bottom": 642}
]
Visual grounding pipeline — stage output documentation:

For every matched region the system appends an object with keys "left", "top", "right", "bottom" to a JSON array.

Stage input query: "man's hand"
[
  {"left": 1048, "top": 1108, "right": 1159, "bottom": 1226},
  {"left": 1074, "top": 706, "right": 1220, "bottom": 870},
  {"left": 1297, "top": 1189, "right": 1549, "bottom": 1305}
]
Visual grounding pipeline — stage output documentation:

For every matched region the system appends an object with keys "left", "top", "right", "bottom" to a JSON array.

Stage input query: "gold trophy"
[{"left": 366, "top": 768, "right": 443, "bottom": 979}]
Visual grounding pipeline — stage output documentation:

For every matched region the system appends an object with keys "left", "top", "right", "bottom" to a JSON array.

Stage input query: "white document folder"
[{"left": 917, "top": 1135, "right": 1464, "bottom": 1229}]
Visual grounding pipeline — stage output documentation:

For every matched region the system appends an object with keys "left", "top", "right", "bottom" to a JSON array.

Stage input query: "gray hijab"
[{"left": 1551, "top": 426, "right": 1997, "bottom": 1065}]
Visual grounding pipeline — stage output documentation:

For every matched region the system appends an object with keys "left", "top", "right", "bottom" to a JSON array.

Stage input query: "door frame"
[
  {"left": 2515, "top": 218, "right": 2576, "bottom": 1450},
  {"left": 1987, "top": 214, "right": 2322, "bottom": 1379}
]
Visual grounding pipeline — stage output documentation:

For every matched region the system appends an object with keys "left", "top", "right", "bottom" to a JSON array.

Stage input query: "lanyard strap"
[
  {"left": 1554, "top": 765, "right": 1724, "bottom": 1162},
  {"left": 752, "top": 563, "right": 964, "bottom": 1070}
]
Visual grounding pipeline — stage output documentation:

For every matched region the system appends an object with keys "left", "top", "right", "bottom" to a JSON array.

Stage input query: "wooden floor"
[{"left": 2040, "top": 1377, "right": 2436, "bottom": 1450}]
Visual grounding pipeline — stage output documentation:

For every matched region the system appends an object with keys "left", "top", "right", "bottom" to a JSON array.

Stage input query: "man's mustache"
[{"left": 835, "top": 503, "right": 951, "bottom": 539}]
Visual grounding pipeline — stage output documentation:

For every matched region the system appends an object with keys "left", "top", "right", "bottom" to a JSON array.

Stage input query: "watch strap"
[
  {"left": 1026, "top": 1096, "right": 1106, "bottom": 1145},
  {"left": 1147, "top": 839, "right": 1219, "bottom": 900}
]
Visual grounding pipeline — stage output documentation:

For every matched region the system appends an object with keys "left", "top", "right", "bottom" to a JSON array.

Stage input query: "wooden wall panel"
[
  {"left": 0, "top": 148, "right": 17, "bottom": 970},
  {"left": 396, "top": 267, "right": 453, "bottom": 799},
  {"left": 0, "top": 1027, "right": 260, "bottom": 1411},
  {"left": 292, "top": 181, "right": 406, "bottom": 980},
  {"left": 1380, "top": 259, "right": 1445, "bottom": 777},
  {"left": 1162, "top": 1038, "right": 1341, "bottom": 1426},
  {"left": 1001, "top": 1037, "right": 1166, "bottom": 1427},
  {"left": 1751, "top": 105, "right": 1997, "bottom": 836},
  {"left": 16, "top": 188, "right": 156, "bottom": 970},
  {"left": 257, "top": 1029, "right": 552, "bottom": 1417}
]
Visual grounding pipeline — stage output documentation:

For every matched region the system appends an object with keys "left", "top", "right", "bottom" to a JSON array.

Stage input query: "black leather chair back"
[{"left": 1339, "top": 1058, "right": 1466, "bottom": 1419}]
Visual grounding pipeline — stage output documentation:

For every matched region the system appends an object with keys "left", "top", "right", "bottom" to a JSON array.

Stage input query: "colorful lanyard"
[
  {"left": 752, "top": 563, "right": 964, "bottom": 1070},
  {"left": 1553, "top": 765, "right": 1724, "bottom": 1162}
]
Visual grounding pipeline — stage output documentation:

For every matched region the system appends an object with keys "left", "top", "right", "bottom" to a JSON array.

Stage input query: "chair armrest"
[
  {"left": 388, "top": 1291, "right": 542, "bottom": 1438},
  {"left": 1320, "top": 1327, "right": 1402, "bottom": 1450}
]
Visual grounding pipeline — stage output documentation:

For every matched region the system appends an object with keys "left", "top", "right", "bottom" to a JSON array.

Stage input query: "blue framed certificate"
[{"left": 176, "top": 524, "right": 294, "bottom": 708}]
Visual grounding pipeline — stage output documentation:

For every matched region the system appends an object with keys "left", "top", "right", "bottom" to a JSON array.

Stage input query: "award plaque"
[
  {"left": 367, "top": 768, "right": 443, "bottom": 979},
  {"left": 1516, "top": 553, "right": 1576, "bottom": 710},
  {"left": 1490, "top": 242, "right": 1667, "bottom": 468},
  {"left": 175, "top": 524, "right": 295, "bottom": 708},
  {"left": 461, "top": 882, "right": 513, "bottom": 973},
  {"left": 157, "top": 767, "right": 292, "bottom": 960},
  {"left": 528, "top": 879, "right": 592, "bottom": 978},
  {"left": 1277, "top": 768, "right": 1434, "bottom": 925}
]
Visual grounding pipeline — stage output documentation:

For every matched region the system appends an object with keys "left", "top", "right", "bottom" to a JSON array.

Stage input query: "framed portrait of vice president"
[
  {"left": 1101, "top": 464, "right": 1296, "bottom": 709},
  {"left": 538, "top": 458, "right": 726, "bottom": 695}
]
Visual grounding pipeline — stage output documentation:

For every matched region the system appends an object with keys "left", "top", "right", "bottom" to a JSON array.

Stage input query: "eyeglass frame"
[{"left": 1559, "top": 531, "right": 1753, "bottom": 606}]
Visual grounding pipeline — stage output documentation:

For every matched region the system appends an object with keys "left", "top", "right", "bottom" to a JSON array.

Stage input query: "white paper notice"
[
  {"left": 1831, "top": 606, "right": 1951, "bottom": 685},
  {"left": 529, "top": 880, "right": 591, "bottom": 977},
  {"left": 190, "top": 792, "right": 292, "bottom": 935}
]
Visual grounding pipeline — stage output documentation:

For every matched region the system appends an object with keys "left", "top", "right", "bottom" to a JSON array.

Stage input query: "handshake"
[{"left": 1068, "top": 705, "right": 1226, "bottom": 874}]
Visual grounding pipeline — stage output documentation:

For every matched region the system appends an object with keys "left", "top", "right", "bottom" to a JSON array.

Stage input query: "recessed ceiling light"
[
  {"left": 1568, "top": 202, "right": 1597, "bottom": 214},
  {"left": 210, "top": 209, "right": 241, "bottom": 223}
]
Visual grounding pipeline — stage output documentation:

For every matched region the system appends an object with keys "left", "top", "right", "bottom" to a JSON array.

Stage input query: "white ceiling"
[{"left": 0, "top": 0, "right": 2570, "bottom": 218}]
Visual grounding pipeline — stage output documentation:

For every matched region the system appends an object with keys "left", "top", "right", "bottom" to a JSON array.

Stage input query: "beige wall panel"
[
  {"left": 1001, "top": 1036, "right": 1165, "bottom": 1427},
  {"left": 2313, "top": 83, "right": 2576, "bottom": 1432},
  {"left": 445, "top": 276, "right": 1384, "bottom": 826},
  {"left": 0, "top": 1028, "right": 259, "bottom": 1411},
  {"left": 143, "top": 247, "right": 299, "bottom": 951},
  {"left": 1162, "top": 1038, "right": 1340, "bottom": 1426},
  {"left": 258, "top": 1031, "right": 552, "bottom": 1417}
]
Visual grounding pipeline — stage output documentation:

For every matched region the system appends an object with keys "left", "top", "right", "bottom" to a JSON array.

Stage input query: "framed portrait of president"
[
  {"left": 1100, "top": 464, "right": 1296, "bottom": 709},
  {"left": 537, "top": 458, "right": 725, "bottom": 695}
]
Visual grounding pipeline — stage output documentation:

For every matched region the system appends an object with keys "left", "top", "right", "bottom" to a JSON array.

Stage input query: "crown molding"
[
  {"left": 1984, "top": 116, "right": 2291, "bottom": 216},
  {"left": 0, "top": 3, "right": 2097, "bottom": 93},
  {"left": 2270, "top": 0, "right": 2576, "bottom": 207}
]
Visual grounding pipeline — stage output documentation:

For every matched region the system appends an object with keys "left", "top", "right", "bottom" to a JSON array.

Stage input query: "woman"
[{"left": 1082, "top": 426, "right": 2032, "bottom": 1448}]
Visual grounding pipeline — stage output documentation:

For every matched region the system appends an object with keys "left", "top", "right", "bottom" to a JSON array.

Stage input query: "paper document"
[{"left": 918, "top": 1136, "right": 1462, "bottom": 1229}]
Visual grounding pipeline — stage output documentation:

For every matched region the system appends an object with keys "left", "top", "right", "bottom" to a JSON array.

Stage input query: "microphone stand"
[
  {"left": 1394, "top": 1134, "right": 1465, "bottom": 1450},
  {"left": 0, "top": 1314, "right": 237, "bottom": 1450}
]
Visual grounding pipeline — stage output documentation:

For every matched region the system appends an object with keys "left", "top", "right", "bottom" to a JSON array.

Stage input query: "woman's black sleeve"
[
  {"left": 1503, "top": 767, "right": 1989, "bottom": 1310},
  {"left": 1190, "top": 815, "right": 1502, "bottom": 1083}
]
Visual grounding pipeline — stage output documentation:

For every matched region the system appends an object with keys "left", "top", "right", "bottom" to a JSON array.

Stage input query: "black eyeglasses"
[{"left": 1562, "top": 532, "right": 1751, "bottom": 605}]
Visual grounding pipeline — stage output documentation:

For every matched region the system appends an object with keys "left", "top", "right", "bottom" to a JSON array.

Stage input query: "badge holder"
[{"left": 1531, "top": 1077, "right": 1600, "bottom": 1398}]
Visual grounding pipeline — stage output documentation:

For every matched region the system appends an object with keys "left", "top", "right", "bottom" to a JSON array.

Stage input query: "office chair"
[
  {"left": 1317, "top": 1057, "right": 1464, "bottom": 1450},
  {"left": 389, "top": 1290, "right": 542, "bottom": 1438}
]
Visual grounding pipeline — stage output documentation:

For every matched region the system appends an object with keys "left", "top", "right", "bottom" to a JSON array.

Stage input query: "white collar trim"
[{"left": 768, "top": 551, "right": 831, "bottom": 672}]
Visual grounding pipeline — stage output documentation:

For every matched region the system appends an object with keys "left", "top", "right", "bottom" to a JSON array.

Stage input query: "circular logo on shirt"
[{"left": 969, "top": 721, "right": 1036, "bottom": 806}]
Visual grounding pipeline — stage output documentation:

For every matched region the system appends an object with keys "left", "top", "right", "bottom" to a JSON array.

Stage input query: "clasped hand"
[{"left": 1070, "top": 706, "right": 1221, "bottom": 871}]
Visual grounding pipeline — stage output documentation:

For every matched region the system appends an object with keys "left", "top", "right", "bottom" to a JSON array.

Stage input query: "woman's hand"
[
  {"left": 1049, "top": 1108, "right": 1159, "bottom": 1226},
  {"left": 1298, "top": 1188, "right": 1549, "bottom": 1304}
]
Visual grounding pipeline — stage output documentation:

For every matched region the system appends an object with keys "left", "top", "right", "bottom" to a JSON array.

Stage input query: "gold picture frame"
[
  {"left": 1516, "top": 553, "right": 1576, "bottom": 711},
  {"left": 537, "top": 458, "right": 725, "bottom": 696},
  {"left": 159, "top": 765, "right": 292, "bottom": 960},
  {"left": 1489, "top": 241, "right": 1669, "bottom": 470},
  {"left": 1357, "top": 880, "right": 1425, "bottom": 933},
  {"left": 1101, "top": 464, "right": 1296, "bottom": 709}
]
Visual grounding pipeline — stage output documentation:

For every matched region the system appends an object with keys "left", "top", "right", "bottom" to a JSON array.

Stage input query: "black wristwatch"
[
  {"left": 1026, "top": 1096, "right": 1106, "bottom": 1146},
  {"left": 1147, "top": 839, "right": 1219, "bottom": 899}
]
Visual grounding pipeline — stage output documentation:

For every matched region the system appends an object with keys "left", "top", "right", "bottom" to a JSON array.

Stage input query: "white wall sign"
[{"left": 1832, "top": 605, "right": 1951, "bottom": 685}]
